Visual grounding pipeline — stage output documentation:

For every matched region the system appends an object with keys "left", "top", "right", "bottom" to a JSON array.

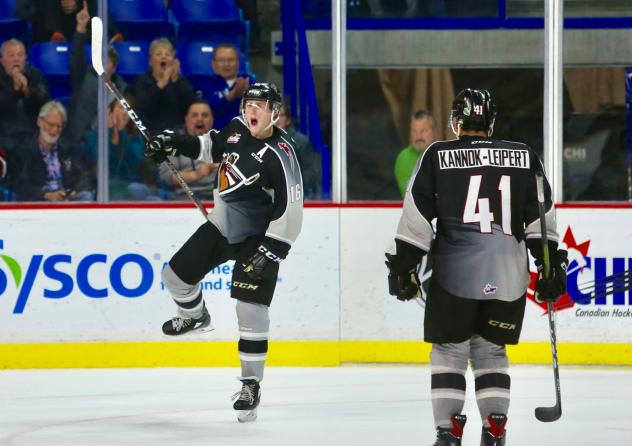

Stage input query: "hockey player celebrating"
[
  {"left": 385, "top": 89, "right": 568, "bottom": 446},
  {"left": 144, "top": 82, "right": 303, "bottom": 422}
]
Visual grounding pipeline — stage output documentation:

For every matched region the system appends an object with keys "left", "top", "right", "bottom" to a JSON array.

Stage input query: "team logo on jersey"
[
  {"left": 483, "top": 283, "right": 498, "bottom": 295},
  {"left": 217, "top": 153, "right": 260, "bottom": 195},
  {"left": 227, "top": 133, "right": 241, "bottom": 143}
]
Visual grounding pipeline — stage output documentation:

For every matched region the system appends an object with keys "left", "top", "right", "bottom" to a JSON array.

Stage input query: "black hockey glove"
[
  {"left": 242, "top": 244, "right": 284, "bottom": 282},
  {"left": 534, "top": 249, "right": 568, "bottom": 303},
  {"left": 385, "top": 253, "right": 422, "bottom": 301},
  {"left": 144, "top": 129, "right": 177, "bottom": 163}
]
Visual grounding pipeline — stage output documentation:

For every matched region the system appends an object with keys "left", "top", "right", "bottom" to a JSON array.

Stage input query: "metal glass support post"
[
  {"left": 332, "top": 0, "right": 347, "bottom": 203},
  {"left": 96, "top": 0, "right": 108, "bottom": 202},
  {"left": 497, "top": 0, "right": 506, "bottom": 19},
  {"left": 543, "top": 0, "right": 563, "bottom": 202},
  {"left": 625, "top": 68, "right": 632, "bottom": 201},
  {"left": 280, "top": 0, "right": 297, "bottom": 120}
]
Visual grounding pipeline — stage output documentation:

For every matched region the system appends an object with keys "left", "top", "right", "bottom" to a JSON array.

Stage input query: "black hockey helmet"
[
  {"left": 240, "top": 82, "right": 283, "bottom": 129},
  {"left": 450, "top": 88, "right": 496, "bottom": 136},
  {"left": 242, "top": 82, "right": 282, "bottom": 106}
]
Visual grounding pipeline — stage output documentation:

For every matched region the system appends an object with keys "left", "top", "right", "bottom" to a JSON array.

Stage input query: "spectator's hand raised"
[
  {"left": 168, "top": 59, "right": 181, "bottom": 83},
  {"left": 10, "top": 67, "right": 28, "bottom": 93},
  {"left": 76, "top": 1, "right": 90, "bottom": 33},
  {"left": 226, "top": 77, "right": 250, "bottom": 101}
]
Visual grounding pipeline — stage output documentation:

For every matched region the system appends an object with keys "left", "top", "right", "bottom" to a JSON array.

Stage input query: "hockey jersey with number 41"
[
  {"left": 196, "top": 117, "right": 303, "bottom": 252},
  {"left": 396, "top": 136, "right": 558, "bottom": 302}
]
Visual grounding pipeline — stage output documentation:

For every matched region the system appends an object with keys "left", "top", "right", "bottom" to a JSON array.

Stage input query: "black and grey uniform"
[
  {"left": 162, "top": 116, "right": 303, "bottom": 381},
  {"left": 395, "top": 135, "right": 557, "bottom": 428}
]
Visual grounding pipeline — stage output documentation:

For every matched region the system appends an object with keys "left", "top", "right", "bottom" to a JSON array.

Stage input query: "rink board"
[{"left": 1, "top": 205, "right": 631, "bottom": 367}]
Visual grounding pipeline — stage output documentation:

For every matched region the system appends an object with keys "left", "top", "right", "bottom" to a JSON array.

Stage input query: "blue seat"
[
  {"left": 172, "top": 0, "right": 248, "bottom": 50},
  {"left": 109, "top": 0, "right": 172, "bottom": 41},
  {"left": 113, "top": 41, "right": 149, "bottom": 82},
  {"left": 0, "top": 0, "right": 28, "bottom": 43},
  {"left": 29, "top": 43, "right": 71, "bottom": 102}
]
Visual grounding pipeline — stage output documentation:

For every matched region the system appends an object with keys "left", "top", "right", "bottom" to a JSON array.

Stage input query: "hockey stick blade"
[
  {"left": 535, "top": 404, "right": 562, "bottom": 422},
  {"left": 90, "top": 16, "right": 208, "bottom": 218},
  {"left": 90, "top": 17, "right": 105, "bottom": 76}
]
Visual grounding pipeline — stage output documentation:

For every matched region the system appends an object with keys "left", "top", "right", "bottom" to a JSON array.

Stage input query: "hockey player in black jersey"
[
  {"left": 385, "top": 89, "right": 568, "bottom": 446},
  {"left": 145, "top": 82, "right": 303, "bottom": 422}
]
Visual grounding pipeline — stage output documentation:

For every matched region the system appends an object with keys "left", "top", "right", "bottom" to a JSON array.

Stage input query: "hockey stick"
[
  {"left": 534, "top": 172, "right": 562, "bottom": 422},
  {"left": 90, "top": 17, "right": 208, "bottom": 218}
]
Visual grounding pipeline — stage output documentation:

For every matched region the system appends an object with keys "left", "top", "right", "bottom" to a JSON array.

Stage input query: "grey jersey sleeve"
[
  {"left": 265, "top": 136, "right": 304, "bottom": 249},
  {"left": 524, "top": 156, "right": 559, "bottom": 243},
  {"left": 395, "top": 147, "right": 435, "bottom": 251},
  {"left": 196, "top": 129, "right": 221, "bottom": 163}
]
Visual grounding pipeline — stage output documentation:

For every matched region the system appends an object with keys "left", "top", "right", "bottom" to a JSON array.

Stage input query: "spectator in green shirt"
[{"left": 394, "top": 110, "right": 438, "bottom": 197}]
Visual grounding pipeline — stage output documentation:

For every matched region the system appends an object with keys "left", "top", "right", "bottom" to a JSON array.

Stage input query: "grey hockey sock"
[
  {"left": 236, "top": 301, "right": 270, "bottom": 382},
  {"left": 430, "top": 341, "right": 469, "bottom": 428},
  {"left": 161, "top": 264, "right": 204, "bottom": 319},
  {"left": 470, "top": 335, "right": 510, "bottom": 426}
]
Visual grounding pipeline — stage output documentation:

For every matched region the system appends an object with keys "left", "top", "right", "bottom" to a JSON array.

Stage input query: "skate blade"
[
  {"left": 198, "top": 323, "right": 214, "bottom": 333},
  {"left": 162, "top": 324, "right": 215, "bottom": 338},
  {"left": 236, "top": 408, "right": 258, "bottom": 423}
]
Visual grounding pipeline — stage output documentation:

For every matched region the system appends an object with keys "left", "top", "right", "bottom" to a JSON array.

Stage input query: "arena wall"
[{"left": 1, "top": 204, "right": 631, "bottom": 368}]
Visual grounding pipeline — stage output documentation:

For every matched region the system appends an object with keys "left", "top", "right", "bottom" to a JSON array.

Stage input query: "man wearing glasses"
[{"left": 14, "top": 101, "right": 92, "bottom": 201}]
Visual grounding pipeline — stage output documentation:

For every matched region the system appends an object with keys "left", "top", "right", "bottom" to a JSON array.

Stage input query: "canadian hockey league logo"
[{"left": 527, "top": 226, "right": 632, "bottom": 315}]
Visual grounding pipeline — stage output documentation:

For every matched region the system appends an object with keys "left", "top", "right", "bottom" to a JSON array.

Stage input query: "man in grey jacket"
[{"left": 158, "top": 100, "right": 217, "bottom": 200}]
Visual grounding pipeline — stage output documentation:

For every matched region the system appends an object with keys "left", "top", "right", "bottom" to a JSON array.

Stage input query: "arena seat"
[
  {"left": 172, "top": 0, "right": 247, "bottom": 50},
  {"left": 112, "top": 41, "right": 149, "bottom": 82},
  {"left": 29, "top": 42, "right": 71, "bottom": 103},
  {"left": 109, "top": 0, "right": 173, "bottom": 41},
  {"left": 0, "top": 0, "right": 28, "bottom": 43}
]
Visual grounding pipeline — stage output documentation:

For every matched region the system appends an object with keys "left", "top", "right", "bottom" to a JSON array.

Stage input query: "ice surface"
[{"left": 1, "top": 365, "right": 631, "bottom": 446}]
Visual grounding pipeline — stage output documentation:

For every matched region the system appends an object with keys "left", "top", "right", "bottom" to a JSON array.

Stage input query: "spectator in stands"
[
  {"left": 132, "top": 38, "right": 197, "bottom": 134},
  {"left": 63, "top": 2, "right": 127, "bottom": 147},
  {"left": 0, "top": 38, "right": 51, "bottom": 154},
  {"left": 14, "top": 101, "right": 93, "bottom": 201},
  {"left": 15, "top": 0, "right": 119, "bottom": 42},
  {"left": 197, "top": 43, "right": 250, "bottom": 129},
  {"left": 159, "top": 99, "right": 217, "bottom": 200},
  {"left": 394, "top": 110, "right": 438, "bottom": 197},
  {"left": 277, "top": 101, "right": 321, "bottom": 199},
  {"left": 79, "top": 94, "right": 159, "bottom": 200}
]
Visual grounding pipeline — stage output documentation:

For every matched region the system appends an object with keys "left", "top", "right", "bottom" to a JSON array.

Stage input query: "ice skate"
[
  {"left": 162, "top": 306, "right": 213, "bottom": 336},
  {"left": 232, "top": 377, "right": 261, "bottom": 423},
  {"left": 432, "top": 414, "right": 466, "bottom": 446},
  {"left": 481, "top": 413, "right": 507, "bottom": 446}
]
